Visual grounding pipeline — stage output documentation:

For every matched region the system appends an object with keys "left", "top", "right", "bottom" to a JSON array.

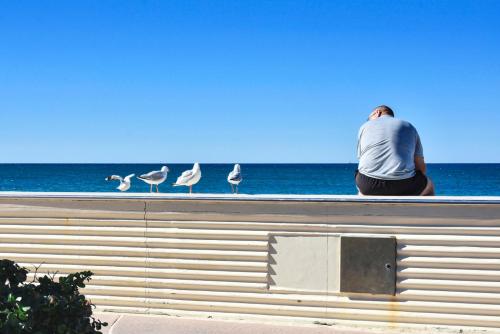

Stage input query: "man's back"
[{"left": 357, "top": 115, "right": 423, "bottom": 180}]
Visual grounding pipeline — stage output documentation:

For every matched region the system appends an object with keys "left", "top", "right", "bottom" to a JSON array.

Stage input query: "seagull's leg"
[
  {"left": 230, "top": 184, "right": 234, "bottom": 194},
  {"left": 236, "top": 185, "right": 238, "bottom": 194},
  {"left": 156, "top": 185, "right": 159, "bottom": 193},
  {"left": 189, "top": 185, "right": 192, "bottom": 194},
  {"left": 150, "top": 184, "right": 152, "bottom": 193}
]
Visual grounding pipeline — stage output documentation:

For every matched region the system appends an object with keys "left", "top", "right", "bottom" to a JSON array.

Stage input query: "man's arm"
[
  {"left": 415, "top": 156, "right": 427, "bottom": 174},
  {"left": 414, "top": 131, "right": 426, "bottom": 174}
]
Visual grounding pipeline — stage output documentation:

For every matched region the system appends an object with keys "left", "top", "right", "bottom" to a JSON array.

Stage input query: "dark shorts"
[{"left": 355, "top": 170, "right": 428, "bottom": 196}]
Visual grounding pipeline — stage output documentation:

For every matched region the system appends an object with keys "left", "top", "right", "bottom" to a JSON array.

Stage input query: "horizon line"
[{"left": 0, "top": 162, "right": 499, "bottom": 165}]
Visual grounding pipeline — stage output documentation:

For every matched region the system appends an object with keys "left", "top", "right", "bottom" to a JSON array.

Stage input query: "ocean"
[{"left": 0, "top": 164, "right": 498, "bottom": 196}]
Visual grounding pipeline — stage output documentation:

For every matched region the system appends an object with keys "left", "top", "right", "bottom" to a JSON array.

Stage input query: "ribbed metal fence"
[{"left": 0, "top": 194, "right": 499, "bottom": 329}]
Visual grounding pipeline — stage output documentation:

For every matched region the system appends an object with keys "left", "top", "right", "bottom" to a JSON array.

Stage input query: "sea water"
[{"left": 0, "top": 164, "right": 498, "bottom": 196}]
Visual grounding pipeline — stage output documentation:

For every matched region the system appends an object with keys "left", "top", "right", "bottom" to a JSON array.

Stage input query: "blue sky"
[{"left": 0, "top": 0, "right": 499, "bottom": 163}]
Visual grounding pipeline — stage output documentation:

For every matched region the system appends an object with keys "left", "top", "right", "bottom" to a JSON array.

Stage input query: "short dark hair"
[{"left": 374, "top": 105, "right": 394, "bottom": 117}]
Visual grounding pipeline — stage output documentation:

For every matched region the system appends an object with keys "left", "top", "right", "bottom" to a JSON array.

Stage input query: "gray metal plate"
[{"left": 340, "top": 236, "right": 396, "bottom": 295}]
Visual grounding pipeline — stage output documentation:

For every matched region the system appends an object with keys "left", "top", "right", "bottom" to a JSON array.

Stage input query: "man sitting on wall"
[{"left": 355, "top": 105, "right": 435, "bottom": 196}]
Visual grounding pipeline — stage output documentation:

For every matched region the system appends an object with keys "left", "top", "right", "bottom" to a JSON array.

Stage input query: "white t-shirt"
[{"left": 357, "top": 115, "right": 423, "bottom": 180}]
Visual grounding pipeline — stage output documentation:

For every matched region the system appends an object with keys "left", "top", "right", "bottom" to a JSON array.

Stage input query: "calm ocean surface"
[{"left": 0, "top": 164, "right": 498, "bottom": 196}]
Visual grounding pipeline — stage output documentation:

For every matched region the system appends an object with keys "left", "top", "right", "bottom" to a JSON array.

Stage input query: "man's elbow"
[{"left": 415, "top": 156, "right": 427, "bottom": 174}]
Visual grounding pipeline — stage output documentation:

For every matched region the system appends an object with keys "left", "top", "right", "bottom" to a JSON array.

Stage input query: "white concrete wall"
[{"left": 1, "top": 192, "right": 500, "bottom": 330}]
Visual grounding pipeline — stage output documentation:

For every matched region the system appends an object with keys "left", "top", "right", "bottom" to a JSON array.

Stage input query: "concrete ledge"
[{"left": 0, "top": 191, "right": 499, "bottom": 204}]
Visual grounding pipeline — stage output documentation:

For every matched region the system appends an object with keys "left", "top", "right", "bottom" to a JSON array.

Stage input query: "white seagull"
[
  {"left": 227, "top": 164, "right": 242, "bottom": 194},
  {"left": 105, "top": 174, "right": 135, "bottom": 192},
  {"left": 173, "top": 163, "right": 201, "bottom": 194},
  {"left": 137, "top": 166, "right": 169, "bottom": 193}
]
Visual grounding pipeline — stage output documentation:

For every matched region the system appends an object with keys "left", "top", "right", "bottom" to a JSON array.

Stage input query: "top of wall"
[{"left": 0, "top": 192, "right": 499, "bottom": 204}]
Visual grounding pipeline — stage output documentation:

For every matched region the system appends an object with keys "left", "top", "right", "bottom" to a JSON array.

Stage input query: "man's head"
[{"left": 368, "top": 105, "right": 394, "bottom": 121}]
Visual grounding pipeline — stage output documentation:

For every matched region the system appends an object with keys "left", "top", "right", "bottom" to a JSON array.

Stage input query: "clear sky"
[{"left": 1, "top": 0, "right": 499, "bottom": 163}]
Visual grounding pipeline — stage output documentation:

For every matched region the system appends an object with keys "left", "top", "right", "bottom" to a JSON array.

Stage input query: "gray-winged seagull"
[
  {"left": 172, "top": 163, "right": 201, "bottom": 194},
  {"left": 105, "top": 174, "right": 135, "bottom": 192},
  {"left": 227, "top": 164, "right": 242, "bottom": 194},
  {"left": 138, "top": 166, "right": 169, "bottom": 193}
]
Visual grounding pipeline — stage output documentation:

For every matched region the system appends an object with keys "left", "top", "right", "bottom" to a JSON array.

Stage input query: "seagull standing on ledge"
[
  {"left": 105, "top": 174, "right": 135, "bottom": 192},
  {"left": 227, "top": 164, "right": 242, "bottom": 194},
  {"left": 137, "top": 166, "right": 169, "bottom": 193},
  {"left": 173, "top": 163, "right": 201, "bottom": 194}
]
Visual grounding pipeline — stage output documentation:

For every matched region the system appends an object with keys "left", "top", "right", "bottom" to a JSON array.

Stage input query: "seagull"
[
  {"left": 172, "top": 163, "right": 201, "bottom": 194},
  {"left": 105, "top": 174, "right": 135, "bottom": 192},
  {"left": 137, "top": 166, "right": 169, "bottom": 193},
  {"left": 227, "top": 164, "right": 242, "bottom": 194}
]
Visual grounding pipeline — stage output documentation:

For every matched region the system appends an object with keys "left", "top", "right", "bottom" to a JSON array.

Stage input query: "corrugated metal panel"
[{"left": 0, "top": 195, "right": 500, "bottom": 330}]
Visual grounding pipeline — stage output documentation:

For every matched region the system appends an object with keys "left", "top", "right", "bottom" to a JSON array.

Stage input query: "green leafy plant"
[{"left": 0, "top": 259, "right": 107, "bottom": 334}]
